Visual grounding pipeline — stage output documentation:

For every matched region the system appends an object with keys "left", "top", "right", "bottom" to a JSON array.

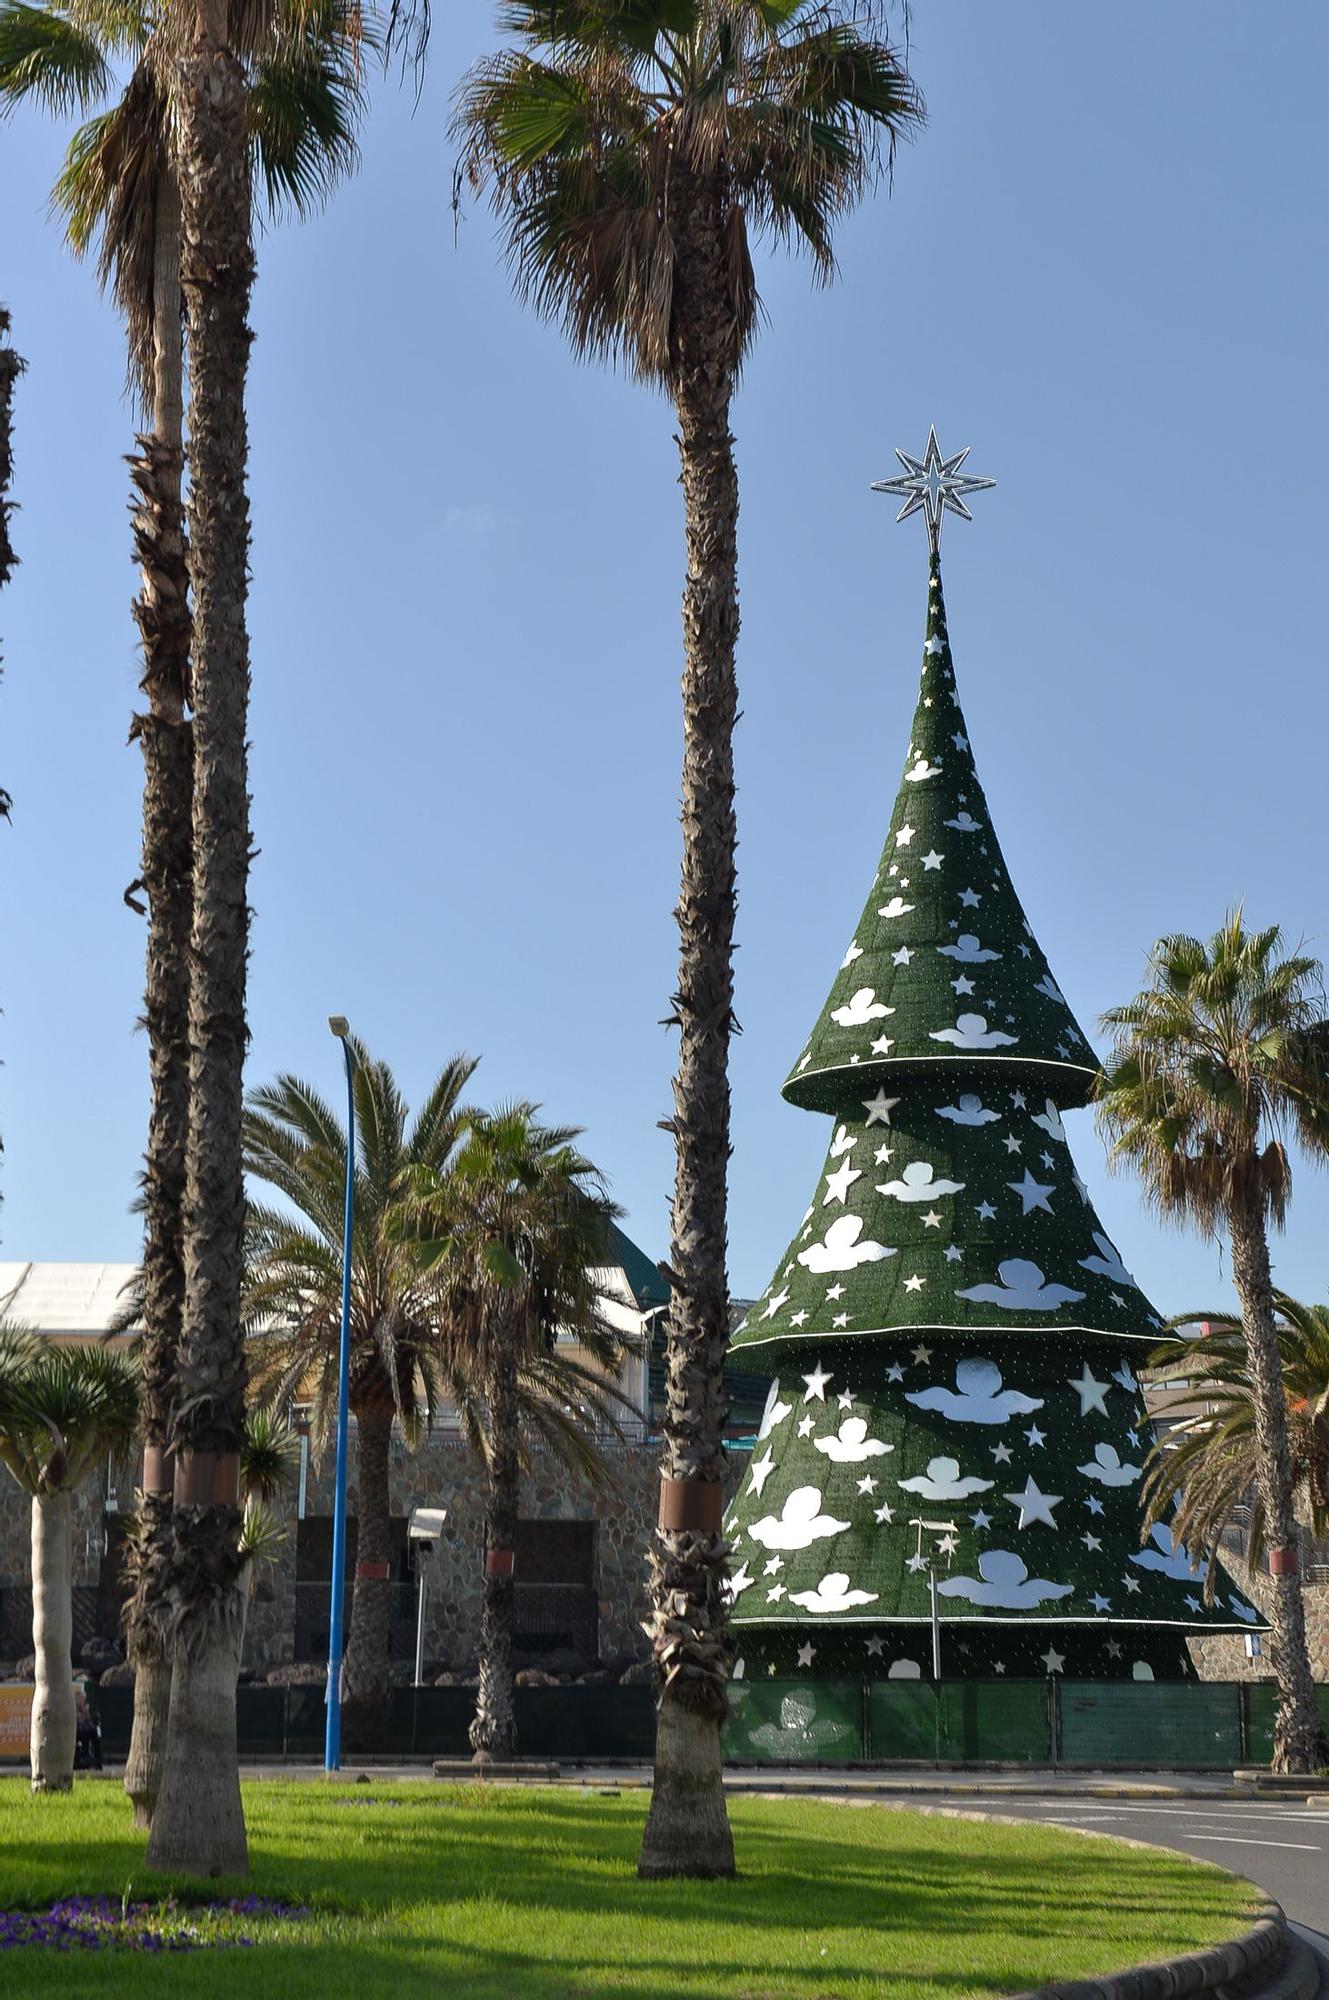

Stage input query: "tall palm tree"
[
  {"left": 1096, "top": 914, "right": 1329, "bottom": 1773},
  {"left": 242, "top": 1045, "right": 479, "bottom": 1740},
  {"left": 0, "top": 1333, "right": 139, "bottom": 1793},
  {"left": 140, "top": 0, "right": 255, "bottom": 1878},
  {"left": 0, "top": 0, "right": 369, "bottom": 1832},
  {"left": 455, "top": 0, "right": 922, "bottom": 1877},
  {"left": 1143, "top": 1295, "right": 1329, "bottom": 1593},
  {"left": 398, "top": 1104, "right": 639, "bottom": 1759}
]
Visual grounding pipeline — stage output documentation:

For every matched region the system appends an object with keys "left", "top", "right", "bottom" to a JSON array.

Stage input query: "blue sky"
[{"left": 2, "top": 4, "right": 1326, "bottom": 1320}]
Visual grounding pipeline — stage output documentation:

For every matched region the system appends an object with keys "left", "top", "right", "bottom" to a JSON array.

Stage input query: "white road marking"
[
  {"left": 1184, "top": 1834, "right": 1321, "bottom": 1852},
  {"left": 1019, "top": 1802, "right": 1328, "bottom": 1825}
]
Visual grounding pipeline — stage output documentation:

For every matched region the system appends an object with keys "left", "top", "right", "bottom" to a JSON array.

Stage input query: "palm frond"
[
  {"left": 453, "top": 0, "right": 922, "bottom": 387},
  {"left": 0, "top": 1, "right": 116, "bottom": 116}
]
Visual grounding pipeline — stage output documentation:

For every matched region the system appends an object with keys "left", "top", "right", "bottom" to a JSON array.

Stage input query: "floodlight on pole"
[
  {"left": 408, "top": 1508, "right": 447, "bottom": 1687},
  {"left": 324, "top": 1015, "right": 356, "bottom": 1773}
]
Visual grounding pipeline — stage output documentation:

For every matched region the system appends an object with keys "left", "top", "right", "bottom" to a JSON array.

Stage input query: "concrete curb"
[
  {"left": 1002, "top": 1906, "right": 1284, "bottom": 2000},
  {"left": 1234, "top": 1770, "right": 1329, "bottom": 1796},
  {"left": 431, "top": 1758, "right": 562, "bottom": 1780},
  {"left": 717, "top": 1775, "right": 1248, "bottom": 1801}
]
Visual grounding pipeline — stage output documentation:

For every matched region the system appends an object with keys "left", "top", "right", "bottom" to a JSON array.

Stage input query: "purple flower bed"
[{"left": 0, "top": 1894, "right": 310, "bottom": 1952}]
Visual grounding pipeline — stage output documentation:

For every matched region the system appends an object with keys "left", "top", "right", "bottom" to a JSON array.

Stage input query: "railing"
[{"left": 512, "top": 1583, "right": 598, "bottom": 1657}]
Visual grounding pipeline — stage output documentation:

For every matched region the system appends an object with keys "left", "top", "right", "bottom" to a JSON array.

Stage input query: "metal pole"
[
  {"left": 414, "top": 1563, "right": 428, "bottom": 1689},
  {"left": 325, "top": 1023, "right": 356, "bottom": 1773},
  {"left": 929, "top": 1565, "right": 942, "bottom": 1682}
]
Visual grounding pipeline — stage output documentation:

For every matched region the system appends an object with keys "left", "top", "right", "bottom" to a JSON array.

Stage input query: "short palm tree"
[
  {"left": 398, "top": 1104, "right": 640, "bottom": 1759},
  {"left": 1144, "top": 1294, "right": 1329, "bottom": 1593},
  {"left": 455, "top": 0, "right": 923, "bottom": 1877},
  {"left": 242, "top": 1045, "right": 479, "bottom": 1741},
  {"left": 0, "top": 0, "right": 370, "bottom": 1856},
  {"left": 235, "top": 1404, "right": 302, "bottom": 1658},
  {"left": 0, "top": 1333, "right": 139, "bottom": 1793},
  {"left": 1096, "top": 914, "right": 1329, "bottom": 1772}
]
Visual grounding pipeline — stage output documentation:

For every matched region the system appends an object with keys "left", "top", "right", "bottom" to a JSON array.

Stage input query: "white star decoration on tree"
[
  {"left": 871, "top": 426, "right": 996, "bottom": 555},
  {"left": 822, "top": 1158, "right": 861, "bottom": 1206},
  {"left": 1068, "top": 1365, "right": 1111, "bottom": 1416},
  {"left": 1009, "top": 1169, "right": 1055, "bottom": 1214},
  {"left": 863, "top": 1090, "right": 900, "bottom": 1126},
  {"left": 748, "top": 1449, "right": 775, "bottom": 1498},
  {"left": 1005, "top": 1477, "right": 1062, "bottom": 1529}
]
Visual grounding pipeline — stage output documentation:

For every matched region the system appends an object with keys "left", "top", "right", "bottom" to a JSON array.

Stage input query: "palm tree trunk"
[
  {"left": 639, "top": 177, "right": 737, "bottom": 1882},
  {"left": 342, "top": 1393, "right": 394, "bottom": 1747},
  {"left": 29, "top": 1491, "right": 75, "bottom": 1793},
  {"left": 1, "top": 306, "right": 23, "bottom": 827},
  {"left": 0, "top": 306, "right": 21, "bottom": 592},
  {"left": 1228, "top": 1194, "right": 1328, "bottom": 1773},
  {"left": 123, "top": 1495, "right": 174, "bottom": 1827},
  {"left": 470, "top": 1335, "right": 520, "bottom": 1760},
  {"left": 124, "top": 165, "right": 194, "bottom": 1835},
  {"left": 145, "top": 0, "right": 254, "bottom": 1880}
]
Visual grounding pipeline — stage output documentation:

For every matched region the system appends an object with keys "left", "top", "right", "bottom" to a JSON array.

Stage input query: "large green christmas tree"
[{"left": 726, "top": 434, "right": 1258, "bottom": 1682}]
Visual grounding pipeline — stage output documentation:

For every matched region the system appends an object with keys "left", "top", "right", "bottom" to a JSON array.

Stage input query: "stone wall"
[
  {"left": 1187, "top": 1549, "right": 1329, "bottom": 1684},
  {"left": 247, "top": 1431, "right": 748, "bottom": 1678}
]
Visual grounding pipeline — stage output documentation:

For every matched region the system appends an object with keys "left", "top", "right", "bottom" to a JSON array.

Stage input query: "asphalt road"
[{"left": 919, "top": 1791, "right": 1328, "bottom": 1946}]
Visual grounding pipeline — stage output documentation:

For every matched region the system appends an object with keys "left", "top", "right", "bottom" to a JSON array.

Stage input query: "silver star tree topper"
[{"left": 872, "top": 426, "right": 995, "bottom": 554}]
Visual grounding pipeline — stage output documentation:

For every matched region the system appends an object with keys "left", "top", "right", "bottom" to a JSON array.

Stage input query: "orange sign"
[{"left": 0, "top": 1685, "right": 33, "bottom": 1759}]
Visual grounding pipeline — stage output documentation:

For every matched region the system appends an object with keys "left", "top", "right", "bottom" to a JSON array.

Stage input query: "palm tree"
[
  {"left": 398, "top": 1104, "right": 639, "bottom": 1759},
  {"left": 235, "top": 1404, "right": 301, "bottom": 1658},
  {"left": 0, "top": 1333, "right": 139, "bottom": 1793},
  {"left": 455, "top": 0, "right": 922, "bottom": 1877},
  {"left": 0, "top": 0, "right": 369, "bottom": 1833},
  {"left": 1143, "top": 1295, "right": 1329, "bottom": 1596},
  {"left": 242, "top": 1045, "right": 479, "bottom": 1742},
  {"left": 1096, "top": 914, "right": 1329, "bottom": 1772}
]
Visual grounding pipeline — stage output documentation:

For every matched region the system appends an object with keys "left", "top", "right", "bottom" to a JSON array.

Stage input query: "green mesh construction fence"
[
  {"left": 869, "top": 1679, "right": 1049, "bottom": 1763},
  {"left": 86, "top": 1676, "right": 1326, "bottom": 1768},
  {"left": 724, "top": 1680, "right": 865, "bottom": 1762},
  {"left": 1058, "top": 1682, "right": 1242, "bottom": 1768}
]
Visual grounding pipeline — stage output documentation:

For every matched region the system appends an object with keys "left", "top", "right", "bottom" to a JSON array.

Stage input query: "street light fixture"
[
  {"left": 325, "top": 1015, "right": 355, "bottom": 1773},
  {"left": 408, "top": 1507, "right": 448, "bottom": 1688}
]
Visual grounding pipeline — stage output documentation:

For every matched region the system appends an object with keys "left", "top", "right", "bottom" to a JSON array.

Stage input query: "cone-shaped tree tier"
[{"left": 726, "top": 556, "right": 1259, "bottom": 1682}]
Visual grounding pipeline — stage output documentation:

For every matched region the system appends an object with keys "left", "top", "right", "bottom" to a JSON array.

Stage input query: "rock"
[
  {"left": 515, "top": 1668, "right": 557, "bottom": 1687},
  {"left": 98, "top": 1662, "right": 135, "bottom": 1687},
  {"left": 263, "top": 1661, "right": 326, "bottom": 1687},
  {"left": 542, "top": 1647, "right": 594, "bottom": 1676},
  {"left": 13, "top": 1654, "right": 36, "bottom": 1681},
  {"left": 578, "top": 1668, "right": 615, "bottom": 1684},
  {"left": 433, "top": 1670, "right": 463, "bottom": 1687}
]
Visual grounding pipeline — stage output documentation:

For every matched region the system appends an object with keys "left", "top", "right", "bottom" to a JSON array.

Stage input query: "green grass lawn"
[{"left": 0, "top": 1777, "right": 1256, "bottom": 2000}]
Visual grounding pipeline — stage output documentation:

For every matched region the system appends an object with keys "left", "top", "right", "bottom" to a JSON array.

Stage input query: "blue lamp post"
[{"left": 325, "top": 1015, "right": 356, "bottom": 1773}]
